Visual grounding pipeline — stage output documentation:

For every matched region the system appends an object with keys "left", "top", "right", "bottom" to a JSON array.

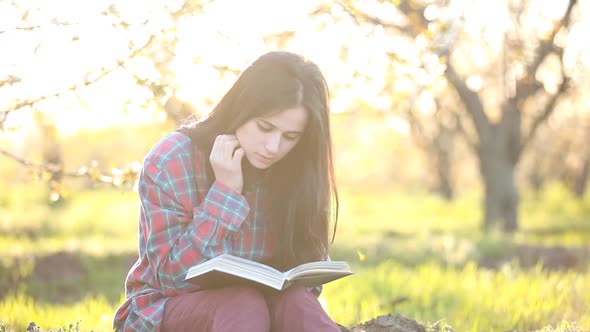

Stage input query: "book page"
[
  {"left": 284, "top": 260, "right": 351, "bottom": 279},
  {"left": 185, "top": 254, "right": 351, "bottom": 290},
  {"left": 185, "top": 254, "right": 288, "bottom": 290}
]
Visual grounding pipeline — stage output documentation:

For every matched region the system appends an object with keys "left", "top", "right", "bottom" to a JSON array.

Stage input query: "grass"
[
  {"left": 1, "top": 183, "right": 589, "bottom": 331},
  {"left": 324, "top": 261, "right": 590, "bottom": 331}
]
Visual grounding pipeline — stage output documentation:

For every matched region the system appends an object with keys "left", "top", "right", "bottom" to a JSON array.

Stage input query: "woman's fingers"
[
  {"left": 223, "top": 139, "right": 239, "bottom": 158},
  {"left": 232, "top": 147, "right": 245, "bottom": 164},
  {"left": 213, "top": 135, "right": 238, "bottom": 158},
  {"left": 210, "top": 135, "right": 244, "bottom": 192}
]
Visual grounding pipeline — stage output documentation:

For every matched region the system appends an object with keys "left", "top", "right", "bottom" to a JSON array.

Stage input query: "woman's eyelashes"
[
  {"left": 256, "top": 121, "right": 300, "bottom": 141},
  {"left": 256, "top": 121, "right": 273, "bottom": 132},
  {"left": 283, "top": 133, "right": 299, "bottom": 141}
]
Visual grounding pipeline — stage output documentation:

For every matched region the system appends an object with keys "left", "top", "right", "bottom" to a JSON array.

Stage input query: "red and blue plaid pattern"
[{"left": 113, "top": 132, "right": 273, "bottom": 331}]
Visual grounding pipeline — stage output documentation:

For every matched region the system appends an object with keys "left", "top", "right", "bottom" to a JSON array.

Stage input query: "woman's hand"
[{"left": 210, "top": 135, "right": 245, "bottom": 193}]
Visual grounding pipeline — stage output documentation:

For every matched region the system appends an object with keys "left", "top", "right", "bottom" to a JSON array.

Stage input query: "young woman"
[{"left": 113, "top": 51, "right": 340, "bottom": 331}]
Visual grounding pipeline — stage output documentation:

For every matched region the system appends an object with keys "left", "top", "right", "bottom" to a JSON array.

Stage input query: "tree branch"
[
  {"left": 444, "top": 62, "right": 490, "bottom": 143},
  {"left": 520, "top": 69, "right": 570, "bottom": 155},
  {"left": 404, "top": 100, "right": 430, "bottom": 151},
  {"left": 211, "top": 65, "right": 242, "bottom": 75},
  {"left": 394, "top": 0, "right": 430, "bottom": 36},
  {"left": 0, "top": 148, "right": 60, "bottom": 173},
  {"left": 0, "top": 148, "right": 140, "bottom": 186},
  {"left": 0, "top": 76, "right": 21, "bottom": 88},
  {"left": 0, "top": 32, "right": 158, "bottom": 130},
  {"left": 0, "top": 0, "right": 202, "bottom": 130},
  {"left": 516, "top": 0, "right": 577, "bottom": 156},
  {"left": 514, "top": 0, "right": 577, "bottom": 101},
  {"left": 0, "top": 20, "right": 77, "bottom": 34},
  {"left": 452, "top": 109, "right": 478, "bottom": 153},
  {"left": 332, "top": 0, "right": 425, "bottom": 36}
]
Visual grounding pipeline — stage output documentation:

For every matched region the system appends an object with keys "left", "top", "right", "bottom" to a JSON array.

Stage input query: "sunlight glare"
[
  {"left": 385, "top": 115, "right": 410, "bottom": 136},
  {"left": 466, "top": 75, "right": 483, "bottom": 92}
]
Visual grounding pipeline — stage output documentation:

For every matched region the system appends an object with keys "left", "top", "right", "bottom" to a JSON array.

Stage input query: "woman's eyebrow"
[{"left": 259, "top": 119, "right": 303, "bottom": 134}]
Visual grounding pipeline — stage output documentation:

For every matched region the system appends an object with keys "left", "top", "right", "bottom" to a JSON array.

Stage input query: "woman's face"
[{"left": 235, "top": 105, "right": 308, "bottom": 169}]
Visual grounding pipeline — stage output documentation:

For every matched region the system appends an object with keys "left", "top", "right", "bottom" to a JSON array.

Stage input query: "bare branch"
[
  {"left": 0, "top": 20, "right": 77, "bottom": 34},
  {"left": 394, "top": 0, "right": 429, "bottom": 36},
  {"left": 0, "top": 148, "right": 140, "bottom": 186},
  {"left": 0, "top": 33, "right": 157, "bottom": 130},
  {"left": 520, "top": 68, "right": 570, "bottom": 155},
  {"left": 0, "top": 0, "right": 202, "bottom": 129},
  {"left": 0, "top": 76, "right": 21, "bottom": 88},
  {"left": 516, "top": 0, "right": 577, "bottom": 155},
  {"left": 444, "top": 62, "right": 490, "bottom": 143},
  {"left": 451, "top": 109, "right": 478, "bottom": 153},
  {"left": 211, "top": 65, "right": 242, "bottom": 75},
  {"left": 404, "top": 101, "right": 430, "bottom": 150},
  {"left": 0, "top": 148, "right": 59, "bottom": 173},
  {"left": 331, "top": 0, "right": 430, "bottom": 36},
  {"left": 335, "top": 0, "right": 429, "bottom": 36},
  {"left": 337, "top": 2, "right": 404, "bottom": 30},
  {"left": 514, "top": 0, "right": 577, "bottom": 101}
]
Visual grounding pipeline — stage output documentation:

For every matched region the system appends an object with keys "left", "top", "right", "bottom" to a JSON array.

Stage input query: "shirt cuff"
[{"left": 200, "top": 180, "right": 250, "bottom": 231}]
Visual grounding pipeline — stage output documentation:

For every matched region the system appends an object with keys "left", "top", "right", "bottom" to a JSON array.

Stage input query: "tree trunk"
[
  {"left": 574, "top": 155, "right": 589, "bottom": 198},
  {"left": 478, "top": 133, "right": 519, "bottom": 232},
  {"left": 434, "top": 145, "right": 454, "bottom": 200}
]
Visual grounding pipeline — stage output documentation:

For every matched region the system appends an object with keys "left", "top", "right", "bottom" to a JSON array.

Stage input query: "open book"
[{"left": 184, "top": 254, "right": 353, "bottom": 291}]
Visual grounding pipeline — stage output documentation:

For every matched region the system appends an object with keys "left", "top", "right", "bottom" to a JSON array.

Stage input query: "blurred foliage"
[
  {"left": 0, "top": 111, "right": 479, "bottom": 197},
  {"left": 1, "top": 0, "right": 589, "bottom": 210}
]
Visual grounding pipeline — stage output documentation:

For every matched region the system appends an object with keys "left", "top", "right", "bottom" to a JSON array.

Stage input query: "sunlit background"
[
  {"left": 1, "top": 0, "right": 590, "bottom": 331},
  {"left": 1, "top": 0, "right": 398, "bottom": 134}
]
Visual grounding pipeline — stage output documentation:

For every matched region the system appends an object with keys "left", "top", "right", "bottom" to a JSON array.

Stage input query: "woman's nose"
[{"left": 265, "top": 134, "right": 280, "bottom": 154}]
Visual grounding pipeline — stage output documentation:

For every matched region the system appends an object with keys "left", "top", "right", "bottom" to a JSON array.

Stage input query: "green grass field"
[{"left": 1, "top": 183, "right": 589, "bottom": 331}]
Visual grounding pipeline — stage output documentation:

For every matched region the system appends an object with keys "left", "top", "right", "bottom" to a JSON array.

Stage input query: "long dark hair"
[{"left": 181, "top": 51, "right": 338, "bottom": 270}]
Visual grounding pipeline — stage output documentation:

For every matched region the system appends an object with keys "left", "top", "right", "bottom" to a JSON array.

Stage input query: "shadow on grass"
[
  {"left": 331, "top": 229, "right": 590, "bottom": 273},
  {"left": 523, "top": 223, "right": 590, "bottom": 236},
  {"left": 0, "top": 251, "right": 137, "bottom": 305},
  {"left": 3, "top": 227, "right": 589, "bottom": 307},
  {"left": 0, "top": 225, "right": 132, "bottom": 241},
  {"left": 0, "top": 225, "right": 55, "bottom": 240}
]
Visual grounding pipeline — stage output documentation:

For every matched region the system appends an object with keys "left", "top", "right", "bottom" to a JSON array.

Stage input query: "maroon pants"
[{"left": 161, "top": 286, "right": 340, "bottom": 332}]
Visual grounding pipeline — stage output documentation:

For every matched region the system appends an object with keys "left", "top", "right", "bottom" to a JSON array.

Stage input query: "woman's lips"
[{"left": 256, "top": 153, "right": 274, "bottom": 163}]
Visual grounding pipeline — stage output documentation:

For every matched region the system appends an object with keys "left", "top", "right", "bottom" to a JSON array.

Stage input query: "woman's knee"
[
  {"left": 212, "top": 287, "right": 270, "bottom": 331},
  {"left": 228, "top": 286, "right": 268, "bottom": 310},
  {"left": 274, "top": 286, "right": 315, "bottom": 308},
  {"left": 268, "top": 286, "right": 339, "bottom": 331}
]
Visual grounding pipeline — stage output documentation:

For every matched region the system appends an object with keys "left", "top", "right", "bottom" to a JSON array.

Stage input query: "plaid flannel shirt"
[{"left": 113, "top": 132, "right": 273, "bottom": 331}]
